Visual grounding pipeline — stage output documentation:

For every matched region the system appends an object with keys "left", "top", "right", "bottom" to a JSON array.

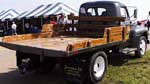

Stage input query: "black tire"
[
  {"left": 85, "top": 51, "right": 108, "bottom": 84},
  {"left": 135, "top": 36, "right": 147, "bottom": 58}
]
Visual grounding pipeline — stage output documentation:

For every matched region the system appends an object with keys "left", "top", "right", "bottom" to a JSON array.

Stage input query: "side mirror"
[{"left": 134, "top": 9, "right": 137, "bottom": 18}]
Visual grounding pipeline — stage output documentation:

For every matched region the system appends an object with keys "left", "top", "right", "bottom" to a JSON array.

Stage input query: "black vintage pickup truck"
[{"left": 0, "top": 1, "right": 149, "bottom": 84}]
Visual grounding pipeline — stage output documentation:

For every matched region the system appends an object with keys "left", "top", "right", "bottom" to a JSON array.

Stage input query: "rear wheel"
[
  {"left": 135, "top": 36, "right": 147, "bottom": 58},
  {"left": 64, "top": 51, "right": 107, "bottom": 84},
  {"left": 85, "top": 51, "right": 108, "bottom": 84}
]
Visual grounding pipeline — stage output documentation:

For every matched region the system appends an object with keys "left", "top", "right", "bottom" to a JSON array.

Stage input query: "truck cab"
[
  {"left": 79, "top": 1, "right": 149, "bottom": 57},
  {"left": 79, "top": 1, "right": 126, "bottom": 17}
]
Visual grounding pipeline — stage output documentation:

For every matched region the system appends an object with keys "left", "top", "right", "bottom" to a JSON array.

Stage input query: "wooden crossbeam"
[
  {"left": 68, "top": 15, "right": 125, "bottom": 22},
  {"left": 66, "top": 24, "right": 107, "bottom": 29}
]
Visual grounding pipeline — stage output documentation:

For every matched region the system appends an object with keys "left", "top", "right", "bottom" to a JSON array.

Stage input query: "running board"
[{"left": 120, "top": 48, "right": 137, "bottom": 54}]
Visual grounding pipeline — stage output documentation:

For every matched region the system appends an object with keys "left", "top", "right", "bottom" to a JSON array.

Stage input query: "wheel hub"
[
  {"left": 93, "top": 56, "right": 105, "bottom": 78},
  {"left": 139, "top": 39, "right": 146, "bottom": 55}
]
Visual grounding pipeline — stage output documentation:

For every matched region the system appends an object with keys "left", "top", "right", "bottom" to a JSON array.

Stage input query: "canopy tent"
[
  {"left": 17, "top": 5, "right": 44, "bottom": 19},
  {"left": 34, "top": 2, "right": 78, "bottom": 17},
  {"left": 13, "top": 2, "right": 78, "bottom": 32},
  {"left": 15, "top": 2, "right": 78, "bottom": 19},
  {"left": 0, "top": 2, "right": 78, "bottom": 20},
  {"left": 25, "top": 4, "right": 52, "bottom": 18},
  {"left": 1, "top": 13, "right": 13, "bottom": 20},
  {"left": 0, "top": 2, "right": 79, "bottom": 36},
  {"left": 0, "top": 9, "right": 20, "bottom": 20},
  {"left": 15, "top": 11, "right": 28, "bottom": 19},
  {"left": 0, "top": 10, "right": 5, "bottom": 16}
]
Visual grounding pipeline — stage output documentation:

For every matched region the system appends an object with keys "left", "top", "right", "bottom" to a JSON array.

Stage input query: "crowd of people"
[
  {"left": 24, "top": 22, "right": 41, "bottom": 34},
  {"left": 0, "top": 13, "right": 71, "bottom": 36}
]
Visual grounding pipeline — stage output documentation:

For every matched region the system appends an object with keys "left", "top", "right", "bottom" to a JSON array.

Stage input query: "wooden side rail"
[
  {"left": 3, "top": 32, "right": 52, "bottom": 43},
  {"left": 42, "top": 24, "right": 54, "bottom": 33},
  {"left": 107, "top": 26, "right": 124, "bottom": 42},
  {"left": 88, "top": 38, "right": 107, "bottom": 47},
  {"left": 42, "top": 24, "right": 65, "bottom": 33},
  {"left": 66, "top": 24, "right": 107, "bottom": 29},
  {"left": 66, "top": 38, "right": 107, "bottom": 51},
  {"left": 67, "top": 41, "right": 88, "bottom": 51},
  {"left": 68, "top": 15, "right": 125, "bottom": 22}
]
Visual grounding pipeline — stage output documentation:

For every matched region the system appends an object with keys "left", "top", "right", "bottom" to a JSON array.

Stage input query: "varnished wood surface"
[
  {"left": 2, "top": 24, "right": 130, "bottom": 52},
  {"left": 89, "top": 38, "right": 107, "bottom": 47},
  {"left": 8, "top": 36, "right": 92, "bottom": 51},
  {"left": 3, "top": 32, "right": 53, "bottom": 43},
  {"left": 107, "top": 26, "right": 124, "bottom": 42}
]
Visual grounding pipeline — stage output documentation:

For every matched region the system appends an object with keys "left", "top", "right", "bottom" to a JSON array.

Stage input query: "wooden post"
[
  {"left": 107, "top": 29, "right": 110, "bottom": 43},
  {"left": 122, "top": 27, "right": 125, "bottom": 40}
]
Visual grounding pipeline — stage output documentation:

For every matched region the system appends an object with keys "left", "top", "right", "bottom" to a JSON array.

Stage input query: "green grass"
[{"left": 100, "top": 51, "right": 150, "bottom": 84}]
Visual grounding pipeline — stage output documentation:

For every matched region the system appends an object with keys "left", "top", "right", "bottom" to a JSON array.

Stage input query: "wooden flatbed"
[
  {"left": 6, "top": 36, "right": 93, "bottom": 51},
  {"left": 0, "top": 35, "right": 124, "bottom": 57},
  {"left": 0, "top": 16, "right": 128, "bottom": 57}
]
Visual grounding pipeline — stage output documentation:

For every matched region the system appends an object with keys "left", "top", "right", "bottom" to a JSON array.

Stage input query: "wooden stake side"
[
  {"left": 68, "top": 15, "right": 125, "bottom": 22},
  {"left": 107, "top": 26, "right": 124, "bottom": 42},
  {"left": 109, "top": 35, "right": 123, "bottom": 42},
  {"left": 42, "top": 24, "right": 65, "bottom": 32},
  {"left": 88, "top": 38, "right": 107, "bottom": 47},
  {"left": 42, "top": 24, "right": 54, "bottom": 32},
  {"left": 67, "top": 41, "right": 88, "bottom": 51},
  {"left": 66, "top": 24, "right": 107, "bottom": 29},
  {"left": 3, "top": 32, "right": 52, "bottom": 43}
]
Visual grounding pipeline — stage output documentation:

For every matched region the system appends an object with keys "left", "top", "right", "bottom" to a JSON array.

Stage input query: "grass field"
[{"left": 100, "top": 51, "right": 150, "bottom": 84}]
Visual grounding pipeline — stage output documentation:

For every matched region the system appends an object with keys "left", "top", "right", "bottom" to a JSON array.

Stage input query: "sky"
[{"left": 0, "top": 0, "right": 150, "bottom": 20}]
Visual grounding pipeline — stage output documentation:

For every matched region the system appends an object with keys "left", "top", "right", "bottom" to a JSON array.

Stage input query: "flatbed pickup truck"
[{"left": 0, "top": 1, "right": 149, "bottom": 84}]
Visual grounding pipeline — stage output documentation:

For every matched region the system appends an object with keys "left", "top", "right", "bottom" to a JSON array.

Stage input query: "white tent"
[
  {"left": 16, "top": 2, "right": 78, "bottom": 19},
  {"left": 35, "top": 2, "right": 78, "bottom": 17},
  {"left": 25, "top": 5, "right": 54, "bottom": 18},
  {"left": 1, "top": 13, "right": 13, "bottom": 20},
  {"left": 17, "top": 5, "right": 44, "bottom": 19},
  {"left": 0, "top": 10, "right": 5, "bottom": 16},
  {"left": 0, "top": 9, "right": 20, "bottom": 20}
]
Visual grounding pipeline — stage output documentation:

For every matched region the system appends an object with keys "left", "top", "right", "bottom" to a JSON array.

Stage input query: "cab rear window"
[{"left": 87, "top": 8, "right": 107, "bottom": 16}]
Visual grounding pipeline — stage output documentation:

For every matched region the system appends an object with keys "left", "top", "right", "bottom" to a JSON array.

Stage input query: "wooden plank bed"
[
  {"left": 0, "top": 16, "right": 128, "bottom": 57},
  {"left": 7, "top": 36, "right": 93, "bottom": 51}
]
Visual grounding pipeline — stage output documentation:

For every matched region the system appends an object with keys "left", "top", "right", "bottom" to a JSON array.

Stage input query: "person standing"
[
  {"left": 11, "top": 22, "right": 17, "bottom": 35},
  {"left": 57, "top": 13, "right": 67, "bottom": 24}
]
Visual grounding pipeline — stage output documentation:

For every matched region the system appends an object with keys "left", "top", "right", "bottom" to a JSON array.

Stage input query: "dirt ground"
[
  {"left": 0, "top": 43, "right": 149, "bottom": 84},
  {"left": 0, "top": 47, "right": 66, "bottom": 84}
]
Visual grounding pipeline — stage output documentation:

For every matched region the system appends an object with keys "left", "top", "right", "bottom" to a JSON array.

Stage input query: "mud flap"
[{"left": 64, "top": 57, "right": 86, "bottom": 83}]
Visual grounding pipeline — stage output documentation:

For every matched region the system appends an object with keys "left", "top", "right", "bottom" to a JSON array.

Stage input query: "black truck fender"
[{"left": 129, "top": 25, "right": 149, "bottom": 48}]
